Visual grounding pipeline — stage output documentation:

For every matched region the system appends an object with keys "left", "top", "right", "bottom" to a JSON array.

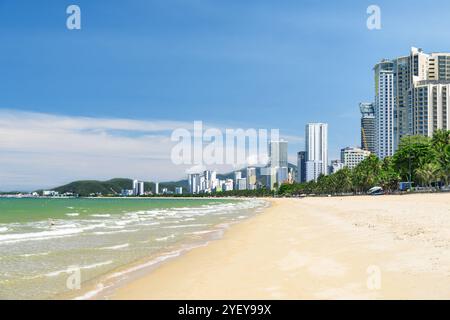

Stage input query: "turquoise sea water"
[{"left": 0, "top": 198, "right": 268, "bottom": 299}]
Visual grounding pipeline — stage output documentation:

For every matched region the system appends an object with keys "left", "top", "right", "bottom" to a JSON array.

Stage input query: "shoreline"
[
  {"left": 108, "top": 193, "right": 450, "bottom": 299},
  {"left": 59, "top": 199, "right": 270, "bottom": 300}
]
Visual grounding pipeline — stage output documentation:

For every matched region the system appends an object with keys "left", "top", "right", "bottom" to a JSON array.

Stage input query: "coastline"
[
  {"left": 108, "top": 193, "right": 450, "bottom": 299},
  {"left": 58, "top": 198, "right": 270, "bottom": 300}
]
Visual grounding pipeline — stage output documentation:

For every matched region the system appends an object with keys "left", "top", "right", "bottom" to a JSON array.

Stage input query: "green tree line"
[{"left": 278, "top": 130, "right": 450, "bottom": 196}]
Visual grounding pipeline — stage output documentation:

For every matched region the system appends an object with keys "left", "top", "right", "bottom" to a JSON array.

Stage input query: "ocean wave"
[
  {"left": 93, "top": 229, "right": 138, "bottom": 235},
  {"left": 163, "top": 223, "right": 208, "bottom": 229},
  {"left": 18, "top": 251, "right": 50, "bottom": 258},
  {"left": 66, "top": 213, "right": 79, "bottom": 217},
  {"left": 155, "top": 234, "right": 175, "bottom": 241},
  {"left": 73, "top": 283, "right": 112, "bottom": 300},
  {"left": 0, "top": 228, "right": 83, "bottom": 244},
  {"left": 0, "top": 227, "right": 8, "bottom": 233},
  {"left": 90, "top": 214, "right": 111, "bottom": 218},
  {"left": 99, "top": 243, "right": 129, "bottom": 250},
  {"left": 106, "top": 251, "right": 181, "bottom": 280},
  {"left": 45, "top": 260, "right": 113, "bottom": 277}
]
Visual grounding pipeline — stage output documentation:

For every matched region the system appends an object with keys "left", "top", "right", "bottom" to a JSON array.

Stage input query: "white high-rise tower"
[
  {"left": 374, "top": 60, "right": 395, "bottom": 159},
  {"left": 305, "top": 123, "right": 328, "bottom": 182}
]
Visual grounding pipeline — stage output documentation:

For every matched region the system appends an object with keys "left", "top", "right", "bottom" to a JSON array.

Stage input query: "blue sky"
[{"left": 1, "top": 0, "right": 450, "bottom": 190}]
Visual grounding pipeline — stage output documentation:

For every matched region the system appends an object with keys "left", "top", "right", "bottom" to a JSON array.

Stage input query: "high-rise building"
[
  {"left": 296, "top": 151, "right": 306, "bottom": 183},
  {"left": 359, "top": 103, "right": 376, "bottom": 153},
  {"left": 374, "top": 60, "right": 395, "bottom": 159},
  {"left": 188, "top": 173, "right": 200, "bottom": 194},
  {"left": 268, "top": 140, "right": 288, "bottom": 167},
  {"left": 267, "top": 140, "right": 288, "bottom": 189},
  {"left": 246, "top": 167, "right": 257, "bottom": 190},
  {"left": 340, "top": 147, "right": 371, "bottom": 169},
  {"left": 132, "top": 179, "right": 145, "bottom": 196},
  {"left": 373, "top": 48, "right": 450, "bottom": 157},
  {"left": 223, "top": 179, "right": 234, "bottom": 192},
  {"left": 155, "top": 182, "right": 159, "bottom": 195},
  {"left": 305, "top": 123, "right": 328, "bottom": 181},
  {"left": 330, "top": 159, "right": 344, "bottom": 174},
  {"left": 236, "top": 178, "right": 247, "bottom": 191}
]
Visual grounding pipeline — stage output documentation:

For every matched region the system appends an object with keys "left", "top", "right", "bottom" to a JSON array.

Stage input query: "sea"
[{"left": 0, "top": 197, "right": 269, "bottom": 299}]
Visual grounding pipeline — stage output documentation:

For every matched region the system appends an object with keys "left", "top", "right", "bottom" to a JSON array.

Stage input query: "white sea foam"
[
  {"left": 45, "top": 260, "right": 113, "bottom": 277},
  {"left": 19, "top": 251, "right": 50, "bottom": 258},
  {"left": 93, "top": 229, "right": 138, "bottom": 235},
  {"left": 0, "top": 228, "right": 83, "bottom": 244},
  {"left": 99, "top": 243, "right": 129, "bottom": 250},
  {"left": 163, "top": 223, "right": 208, "bottom": 229},
  {"left": 188, "top": 230, "right": 219, "bottom": 235},
  {"left": 0, "top": 227, "right": 8, "bottom": 233},
  {"left": 91, "top": 214, "right": 111, "bottom": 218},
  {"left": 155, "top": 234, "right": 175, "bottom": 241},
  {"left": 106, "top": 251, "right": 181, "bottom": 280},
  {"left": 73, "top": 283, "right": 110, "bottom": 300},
  {"left": 66, "top": 213, "right": 79, "bottom": 217}
]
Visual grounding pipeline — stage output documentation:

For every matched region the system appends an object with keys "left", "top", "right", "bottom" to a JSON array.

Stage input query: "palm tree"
[{"left": 415, "top": 162, "right": 440, "bottom": 187}]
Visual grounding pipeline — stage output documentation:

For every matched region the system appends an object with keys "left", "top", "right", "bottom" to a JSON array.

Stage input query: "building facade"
[
  {"left": 296, "top": 151, "right": 306, "bottom": 183},
  {"left": 374, "top": 60, "right": 395, "bottom": 159},
  {"left": 266, "top": 140, "right": 289, "bottom": 189},
  {"left": 373, "top": 48, "right": 450, "bottom": 159},
  {"left": 340, "top": 147, "right": 371, "bottom": 169},
  {"left": 359, "top": 102, "right": 376, "bottom": 153},
  {"left": 305, "top": 123, "right": 328, "bottom": 181},
  {"left": 246, "top": 167, "right": 257, "bottom": 190}
]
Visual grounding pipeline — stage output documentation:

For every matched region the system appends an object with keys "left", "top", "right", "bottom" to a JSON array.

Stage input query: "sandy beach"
[{"left": 112, "top": 193, "right": 450, "bottom": 299}]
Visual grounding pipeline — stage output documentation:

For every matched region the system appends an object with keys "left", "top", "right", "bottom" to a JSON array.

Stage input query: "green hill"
[{"left": 48, "top": 178, "right": 188, "bottom": 197}]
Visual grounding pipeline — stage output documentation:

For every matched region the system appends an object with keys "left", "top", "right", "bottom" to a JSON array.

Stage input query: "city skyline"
[{"left": 2, "top": 1, "right": 450, "bottom": 190}]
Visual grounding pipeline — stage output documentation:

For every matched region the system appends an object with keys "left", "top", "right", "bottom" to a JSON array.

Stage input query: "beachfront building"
[
  {"left": 372, "top": 48, "right": 450, "bottom": 158},
  {"left": 132, "top": 179, "right": 145, "bottom": 196},
  {"left": 246, "top": 167, "right": 257, "bottom": 190},
  {"left": 188, "top": 170, "right": 217, "bottom": 194},
  {"left": 359, "top": 102, "right": 376, "bottom": 153},
  {"left": 188, "top": 173, "right": 200, "bottom": 194},
  {"left": 374, "top": 60, "right": 395, "bottom": 159},
  {"left": 154, "top": 182, "right": 159, "bottom": 195},
  {"left": 305, "top": 123, "right": 328, "bottom": 181},
  {"left": 222, "top": 179, "right": 234, "bottom": 192},
  {"left": 266, "top": 140, "right": 288, "bottom": 190},
  {"left": 236, "top": 178, "right": 247, "bottom": 191},
  {"left": 340, "top": 147, "right": 371, "bottom": 169},
  {"left": 296, "top": 151, "right": 306, "bottom": 183},
  {"left": 330, "top": 159, "right": 344, "bottom": 174},
  {"left": 175, "top": 187, "right": 183, "bottom": 195}
]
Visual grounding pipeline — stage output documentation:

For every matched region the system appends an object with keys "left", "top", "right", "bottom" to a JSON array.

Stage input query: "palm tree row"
[{"left": 279, "top": 129, "right": 450, "bottom": 196}]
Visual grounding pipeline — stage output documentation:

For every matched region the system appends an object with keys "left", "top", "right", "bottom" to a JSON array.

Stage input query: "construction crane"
[{"left": 361, "top": 127, "right": 368, "bottom": 151}]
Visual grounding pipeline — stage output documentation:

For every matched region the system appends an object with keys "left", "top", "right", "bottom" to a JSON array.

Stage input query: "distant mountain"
[{"left": 51, "top": 178, "right": 138, "bottom": 196}]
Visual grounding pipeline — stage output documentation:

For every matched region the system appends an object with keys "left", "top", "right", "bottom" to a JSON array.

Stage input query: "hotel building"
[{"left": 340, "top": 147, "right": 371, "bottom": 170}]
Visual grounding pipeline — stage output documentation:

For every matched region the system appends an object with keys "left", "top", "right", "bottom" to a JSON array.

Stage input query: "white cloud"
[{"left": 0, "top": 110, "right": 304, "bottom": 191}]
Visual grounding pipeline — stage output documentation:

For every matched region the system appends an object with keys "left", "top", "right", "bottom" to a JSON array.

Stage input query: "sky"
[{"left": 1, "top": 0, "right": 450, "bottom": 190}]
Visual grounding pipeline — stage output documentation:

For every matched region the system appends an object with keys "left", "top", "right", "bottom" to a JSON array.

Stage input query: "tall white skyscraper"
[
  {"left": 267, "top": 140, "right": 288, "bottom": 189},
  {"left": 305, "top": 123, "right": 328, "bottom": 182},
  {"left": 246, "top": 167, "right": 257, "bottom": 190},
  {"left": 132, "top": 179, "right": 145, "bottom": 196},
  {"left": 268, "top": 140, "right": 288, "bottom": 167},
  {"left": 374, "top": 60, "right": 395, "bottom": 159}
]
